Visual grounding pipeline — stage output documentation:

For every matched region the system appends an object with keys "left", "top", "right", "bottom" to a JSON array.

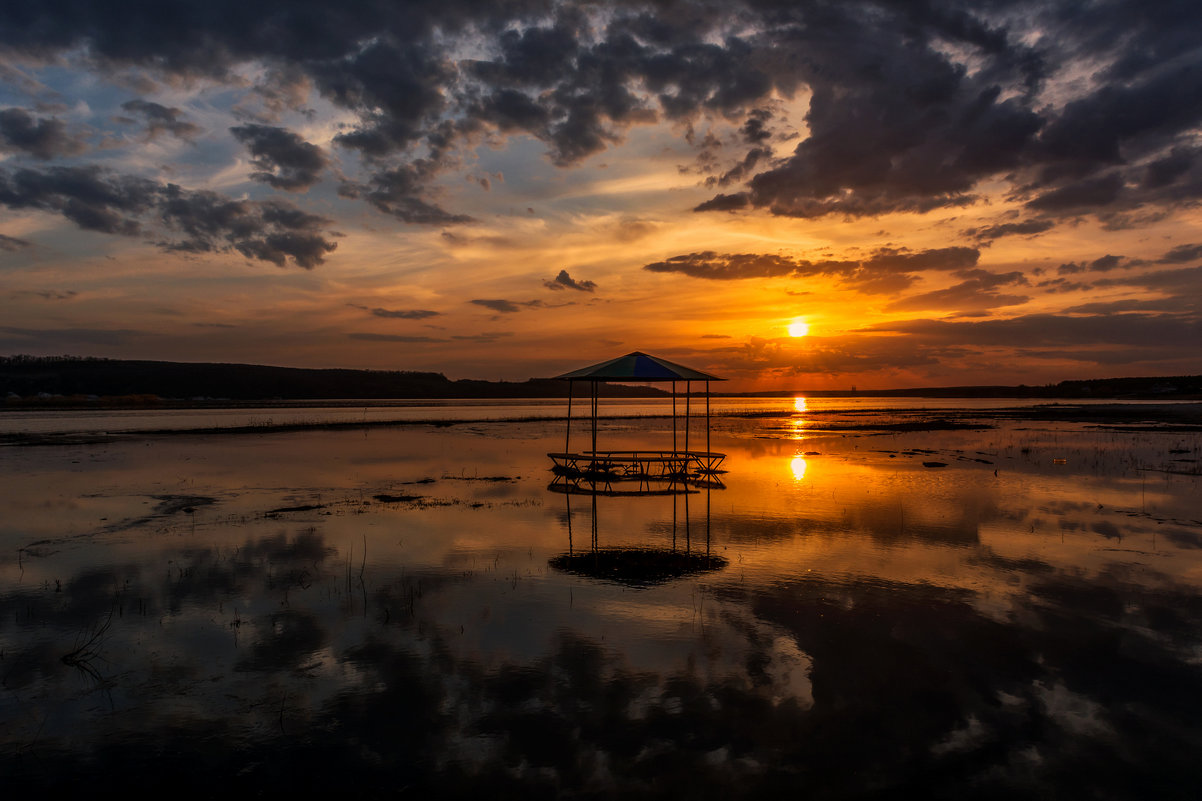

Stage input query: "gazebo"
[{"left": 547, "top": 351, "right": 726, "bottom": 485}]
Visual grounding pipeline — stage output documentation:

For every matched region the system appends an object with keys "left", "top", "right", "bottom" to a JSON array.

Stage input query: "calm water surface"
[
  {"left": 3, "top": 395, "right": 1189, "bottom": 434},
  {"left": 2, "top": 408, "right": 1201, "bottom": 797}
]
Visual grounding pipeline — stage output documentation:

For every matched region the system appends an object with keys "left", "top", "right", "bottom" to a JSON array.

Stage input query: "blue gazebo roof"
[{"left": 554, "top": 351, "right": 724, "bottom": 382}]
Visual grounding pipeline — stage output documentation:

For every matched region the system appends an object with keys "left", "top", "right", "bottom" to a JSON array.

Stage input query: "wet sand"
[{"left": 2, "top": 410, "right": 1201, "bottom": 797}]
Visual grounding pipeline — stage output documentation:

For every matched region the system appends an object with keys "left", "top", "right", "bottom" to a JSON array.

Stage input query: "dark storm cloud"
[
  {"left": 4, "top": 1, "right": 1202, "bottom": 229},
  {"left": 0, "top": 108, "right": 87, "bottom": 160},
  {"left": 315, "top": 38, "right": 456, "bottom": 158},
  {"left": 543, "top": 269, "right": 596, "bottom": 292},
  {"left": 230, "top": 124, "right": 327, "bottom": 191},
  {"left": 349, "top": 305, "right": 441, "bottom": 320},
  {"left": 1027, "top": 58, "right": 1202, "bottom": 208},
  {"left": 119, "top": 99, "right": 201, "bottom": 141},
  {"left": 0, "top": 164, "right": 337, "bottom": 267}
]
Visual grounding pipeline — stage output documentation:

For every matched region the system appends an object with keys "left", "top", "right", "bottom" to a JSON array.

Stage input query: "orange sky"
[{"left": 3, "top": 2, "right": 1201, "bottom": 391}]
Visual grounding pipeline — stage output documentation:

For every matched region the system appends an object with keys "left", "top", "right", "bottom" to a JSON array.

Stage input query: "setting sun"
[{"left": 788, "top": 319, "right": 810, "bottom": 337}]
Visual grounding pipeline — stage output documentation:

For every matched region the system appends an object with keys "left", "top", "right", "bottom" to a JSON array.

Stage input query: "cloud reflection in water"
[{"left": 1, "top": 415, "right": 1201, "bottom": 797}]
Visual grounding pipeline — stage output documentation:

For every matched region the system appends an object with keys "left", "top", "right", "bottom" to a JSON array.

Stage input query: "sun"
[{"left": 787, "top": 318, "right": 810, "bottom": 337}]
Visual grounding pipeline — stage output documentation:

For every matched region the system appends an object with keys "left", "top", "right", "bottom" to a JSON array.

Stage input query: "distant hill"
[
  {"left": 0, "top": 356, "right": 667, "bottom": 402},
  {"left": 746, "top": 375, "right": 1202, "bottom": 400},
  {"left": 2, "top": 356, "right": 1200, "bottom": 403}
]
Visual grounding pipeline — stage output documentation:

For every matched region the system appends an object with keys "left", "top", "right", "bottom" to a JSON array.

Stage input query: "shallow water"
[
  {"left": 3, "top": 394, "right": 1190, "bottom": 434},
  {"left": 2, "top": 411, "right": 1201, "bottom": 797}
]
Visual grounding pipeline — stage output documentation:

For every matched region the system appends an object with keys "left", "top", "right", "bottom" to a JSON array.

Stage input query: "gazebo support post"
[
  {"left": 685, "top": 381, "right": 691, "bottom": 454},
  {"left": 672, "top": 381, "right": 677, "bottom": 452},
  {"left": 565, "top": 379, "right": 573, "bottom": 454},
  {"left": 591, "top": 380, "right": 598, "bottom": 457},
  {"left": 705, "top": 380, "right": 710, "bottom": 459}
]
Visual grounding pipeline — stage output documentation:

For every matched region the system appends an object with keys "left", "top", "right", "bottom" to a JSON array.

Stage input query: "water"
[
  {"left": 2, "top": 395, "right": 1191, "bottom": 435},
  {"left": 2, "top": 408, "right": 1201, "bottom": 796}
]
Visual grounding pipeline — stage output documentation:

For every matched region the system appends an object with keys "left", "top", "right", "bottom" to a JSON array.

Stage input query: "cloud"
[
  {"left": 317, "top": 38, "right": 456, "bottom": 158},
  {"left": 451, "top": 332, "right": 514, "bottom": 342},
  {"left": 884, "top": 270, "right": 1030, "bottom": 312},
  {"left": 1091, "top": 265, "right": 1202, "bottom": 292},
  {"left": 470, "top": 299, "right": 522, "bottom": 313},
  {"left": 158, "top": 189, "right": 338, "bottom": 268},
  {"left": 644, "top": 251, "right": 800, "bottom": 280},
  {"left": 1061, "top": 298, "right": 1195, "bottom": 315},
  {"left": 0, "top": 164, "right": 337, "bottom": 267},
  {"left": 347, "top": 333, "right": 444, "bottom": 343},
  {"left": 643, "top": 246, "right": 979, "bottom": 293},
  {"left": 0, "top": 233, "right": 32, "bottom": 251},
  {"left": 693, "top": 192, "right": 749, "bottom": 212},
  {"left": 1056, "top": 255, "right": 1131, "bottom": 275},
  {"left": 1158, "top": 243, "right": 1202, "bottom": 264},
  {"left": 348, "top": 164, "right": 473, "bottom": 225},
  {"left": 0, "top": 108, "right": 88, "bottom": 160},
  {"left": 543, "top": 269, "right": 596, "bottom": 292},
  {"left": 724, "top": 334, "right": 945, "bottom": 378},
  {"left": 0, "top": 164, "right": 156, "bottom": 234},
  {"left": 349, "top": 305, "right": 441, "bottom": 320},
  {"left": 1025, "top": 174, "right": 1124, "bottom": 212},
  {"left": 964, "top": 219, "right": 1056, "bottom": 242},
  {"left": 2, "top": 0, "right": 1202, "bottom": 331},
  {"left": 867, "top": 313, "right": 1202, "bottom": 352},
  {"left": 10, "top": 289, "right": 77, "bottom": 300},
  {"left": 119, "top": 99, "right": 201, "bottom": 141},
  {"left": 230, "top": 124, "right": 327, "bottom": 191}
]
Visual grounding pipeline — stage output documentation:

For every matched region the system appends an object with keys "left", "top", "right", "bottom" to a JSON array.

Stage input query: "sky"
[{"left": 2, "top": 0, "right": 1201, "bottom": 391}]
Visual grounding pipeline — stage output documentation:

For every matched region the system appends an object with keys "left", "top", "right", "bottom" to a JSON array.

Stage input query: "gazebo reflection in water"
[{"left": 547, "top": 352, "right": 728, "bottom": 587}]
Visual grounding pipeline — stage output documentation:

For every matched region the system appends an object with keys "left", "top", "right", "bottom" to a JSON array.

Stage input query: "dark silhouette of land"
[{"left": 2, "top": 355, "right": 1200, "bottom": 404}]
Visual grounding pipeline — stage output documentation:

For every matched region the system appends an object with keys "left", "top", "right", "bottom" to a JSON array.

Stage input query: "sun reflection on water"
[
  {"left": 790, "top": 396, "right": 809, "bottom": 440},
  {"left": 790, "top": 456, "right": 808, "bottom": 480}
]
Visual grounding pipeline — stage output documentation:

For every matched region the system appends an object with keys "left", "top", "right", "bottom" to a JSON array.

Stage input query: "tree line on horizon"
[{"left": 1, "top": 355, "right": 1200, "bottom": 402}]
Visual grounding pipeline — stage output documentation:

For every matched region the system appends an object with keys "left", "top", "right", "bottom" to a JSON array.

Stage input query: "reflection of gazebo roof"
[
  {"left": 555, "top": 351, "right": 724, "bottom": 383},
  {"left": 548, "top": 548, "right": 728, "bottom": 588}
]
